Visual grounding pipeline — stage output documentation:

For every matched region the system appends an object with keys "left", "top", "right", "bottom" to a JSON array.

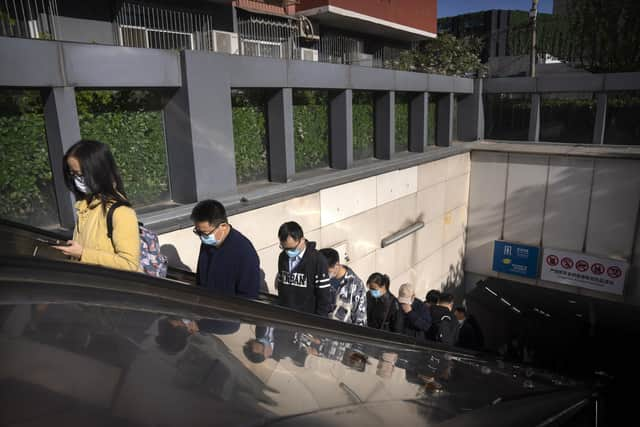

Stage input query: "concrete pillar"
[
  {"left": 267, "top": 88, "right": 295, "bottom": 182},
  {"left": 592, "top": 93, "right": 607, "bottom": 145},
  {"left": 409, "top": 92, "right": 428, "bottom": 152},
  {"left": 164, "top": 51, "right": 237, "bottom": 202},
  {"left": 437, "top": 93, "right": 454, "bottom": 147},
  {"left": 329, "top": 89, "right": 353, "bottom": 169},
  {"left": 42, "top": 87, "right": 81, "bottom": 229},
  {"left": 375, "top": 91, "right": 395, "bottom": 159},
  {"left": 528, "top": 93, "right": 541, "bottom": 142},
  {"left": 457, "top": 79, "right": 484, "bottom": 142}
]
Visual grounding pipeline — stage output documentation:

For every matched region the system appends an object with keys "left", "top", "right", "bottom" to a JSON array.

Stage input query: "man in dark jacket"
[
  {"left": 192, "top": 200, "right": 260, "bottom": 298},
  {"left": 276, "top": 221, "right": 332, "bottom": 316},
  {"left": 398, "top": 283, "right": 431, "bottom": 343},
  {"left": 426, "top": 292, "right": 456, "bottom": 345},
  {"left": 454, "top": 306, "right": 484, "bottom": 350}
]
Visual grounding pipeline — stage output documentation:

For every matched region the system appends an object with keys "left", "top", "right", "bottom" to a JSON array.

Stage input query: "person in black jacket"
[
  {"left": 192, "top": 200, "right": 260, "bottom": 298},
  {"left": 397, "top": 283, "right": 432, "bottom": 343},
  {"left": 454, "top": 306, "right": 484, "bottom": 350},
  {"left": 276, "top": 221, "right": 332, "bottom": 316},
  {"left": 366, "top": 273, "right": 403, "bottom": 333},
  {"left": 426, "top": 292, "right": 456, "bottom": 345}
]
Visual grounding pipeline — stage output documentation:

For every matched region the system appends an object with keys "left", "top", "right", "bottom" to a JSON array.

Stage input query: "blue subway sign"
[{"left": 492, "top": 240, "right": 540, "bottom": 278}]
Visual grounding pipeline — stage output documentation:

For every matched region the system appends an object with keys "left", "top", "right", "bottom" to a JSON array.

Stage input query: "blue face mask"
[
  {"left": 370, "top": 289, "right": 382, "bottom": 299},
  {"left": 200, "top": 233, "right": 218, "bottom": 246},
  {"left": 286, "top": 248, "right": 301, "bottom": 258}
]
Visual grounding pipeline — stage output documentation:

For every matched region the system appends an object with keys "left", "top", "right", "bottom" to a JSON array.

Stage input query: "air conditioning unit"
[
  {"left": 212, "top": 30, "right": 239, "bottom": 55},
  {"left": 300, "top": 48, "right": 318, "bottom": 62}
]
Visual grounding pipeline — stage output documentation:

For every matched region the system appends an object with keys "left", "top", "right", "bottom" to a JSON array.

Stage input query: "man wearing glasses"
[
  {"left": 276, "top": 221, "right": 332, "bottom": 316},
  {"left": 191, "top": 200, "right": 260, "bottom": 298}
]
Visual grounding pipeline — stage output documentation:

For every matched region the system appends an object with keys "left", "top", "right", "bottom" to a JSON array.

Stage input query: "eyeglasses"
[
  {"left": 193, "top": 223, "right": 225, "bottom": 237},
  {"left": 68, "top": 171, "right": 83, "bottom": 178},
  {"left": 279, "top": 239, "right": 301, "bottom": 251}
]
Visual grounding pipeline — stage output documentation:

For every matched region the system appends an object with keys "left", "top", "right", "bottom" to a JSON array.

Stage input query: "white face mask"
[{"left": 74, "top": 175, "right": 89, "bottom": 194}]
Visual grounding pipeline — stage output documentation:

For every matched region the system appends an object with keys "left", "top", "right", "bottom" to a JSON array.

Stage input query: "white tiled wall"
[
  {"left": 159, "top": 154, "right": 472, "bottom": 299},
  {"left": 464, "top": 152, "right": 640, "bottom": 302}
]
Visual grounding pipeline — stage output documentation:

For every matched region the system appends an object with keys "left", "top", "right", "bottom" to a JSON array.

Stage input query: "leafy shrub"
[
  {"left": 77, "top": 90, "right": 170, "bottom": 206},
  {"left": 232, "top": 90, "right": 269, "bottom": 184},
  {"left": 294, "top": 90, "right": 329, "bottom": 172},
  {"left": 353, "top": 92, "right": 375, "bottom": 160},
  {"left": 395, "top": 94, "right": 410, "bottom": 152},
  {"left": 0, "top": 91, "right": 58, "bottom": 226}
]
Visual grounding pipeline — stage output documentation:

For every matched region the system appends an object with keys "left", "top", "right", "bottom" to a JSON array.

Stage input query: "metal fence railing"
[
  {"left": 0, "top": 0, "right": 59, "bottom": 40},
  {"left": 114, "top": 1, "right": 217, "bottom": 51}
]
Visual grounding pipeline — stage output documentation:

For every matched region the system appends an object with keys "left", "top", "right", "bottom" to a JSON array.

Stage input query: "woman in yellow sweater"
[{"left": 53, "top": 140, "right": 141, "bottom": 272}]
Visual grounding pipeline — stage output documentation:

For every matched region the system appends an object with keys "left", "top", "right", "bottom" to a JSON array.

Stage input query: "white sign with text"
[{"left": 540, "top": 248, "right": 629, "bottom": 295}]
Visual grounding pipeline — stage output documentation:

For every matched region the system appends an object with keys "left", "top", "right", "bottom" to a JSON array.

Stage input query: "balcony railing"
[{"left": 0, "top": 0, "right": 59, "bottom": 40}]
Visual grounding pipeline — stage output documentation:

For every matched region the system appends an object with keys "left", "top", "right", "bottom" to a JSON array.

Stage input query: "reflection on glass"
[
  {"left": 293, "top": 90, "right": 330, "bottom": 172},
  {"left": 232, "top": 89, "right": 270, "bottom": 184},
  {"left": 352, "top": 91, "right": 375, "bottom": 161},
  {"left": 1, "top": 299, "right": 581, "bottom": 426},
  {"left": 395, "top": 92, "right": 411, "bottom": 153},
  {"left": 484, "top": 93, "right": 531, "bottom": 141},
  {"left": 540, "top": 93, "right": 597, "bottom": 143},
  {"left": 0, "top": 90, "right": 59, "bottom": 227},
  {"left": 77, "top": 89, "right": 171, "bottom": 207},
  {"left": 605, "top": 91, "right": 640, "bottom": 145}
]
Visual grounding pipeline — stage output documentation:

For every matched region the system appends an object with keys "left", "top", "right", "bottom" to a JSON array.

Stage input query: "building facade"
[{"left": 0, "top": 0, "right": 437, "bottom": 67}]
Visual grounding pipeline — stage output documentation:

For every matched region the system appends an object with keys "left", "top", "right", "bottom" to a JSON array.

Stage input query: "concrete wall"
[
  {"left": 159, "top": 153, "right": 470, "bottom": 299},
  {"left": 465, "top": 149, "right": 640, "bottom": 303},
  {"left": 54, "top": 16, "right": 116, "bottom": 45}
]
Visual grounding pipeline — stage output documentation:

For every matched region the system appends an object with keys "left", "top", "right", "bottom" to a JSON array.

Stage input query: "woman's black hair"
[
  {"left": 63, "top": 140, "right": 129, "bottom": 212},
  {"left": 367, "top": 272, "right": 390, "bottom": 290}
]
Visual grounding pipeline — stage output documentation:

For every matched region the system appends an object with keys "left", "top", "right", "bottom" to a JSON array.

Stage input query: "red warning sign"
[
  {"left": 607, "top": 266, "right": 622, "bottom": 279},
  {"left": 541, "top": 248, "right": 628, "bottom": 296},
  {"left": 575, "top": 260, "right": 589, "bottom": 272},
  {"left": 591, "top": 263, "right": 605, "bottom": 275},
  {"left": 560, "top": 257, "right": 574, "bottom": 269}
]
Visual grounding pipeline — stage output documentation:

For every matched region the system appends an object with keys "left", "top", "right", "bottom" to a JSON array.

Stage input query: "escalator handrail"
[
  {"left": 1, "top": 218, "right": 279, "bottom": 304},
  {"left": 0, "top": 254, "right": 478, "bottom": 357}
]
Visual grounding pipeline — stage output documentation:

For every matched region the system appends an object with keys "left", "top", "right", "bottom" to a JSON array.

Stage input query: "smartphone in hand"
[{"left": 35, "top": 237, "right": 70, "bottom": 246}]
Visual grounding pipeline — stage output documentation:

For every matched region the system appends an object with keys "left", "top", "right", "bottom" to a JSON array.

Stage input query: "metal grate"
[
  {"left": 318, "top": 32, "right": 364, "bottom": 65},
  {"left": 0, "top": 0, "right": 59, "bottom": 40},
  {"left": 114, "top": 1, "right": 216, "bottom": 51},
  {"left": 237, "top": 14, "right": 299, "bottom": 60}
]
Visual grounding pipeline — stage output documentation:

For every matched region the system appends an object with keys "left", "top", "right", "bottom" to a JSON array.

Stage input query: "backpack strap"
[{"left": 106, "top": 201, "right": 130, "bottom": 239}]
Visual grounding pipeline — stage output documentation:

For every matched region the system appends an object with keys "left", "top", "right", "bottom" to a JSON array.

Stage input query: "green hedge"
[
  {"left": 353, "top": 92, "right": 375, "bottom": 160},
  {"left": 395, "top": 96, "right": 409, "bottom": 152},
  {"left": 232, "top": 105, "right": 268, "bottom": 184},
  {"left": 294, "top": 90, "right": 329, "bottom": 172},
  {"left": 79, "top": 110, "right": 169, "bottom": 206},
  {"left": 76, "top": 90, "right": 169, "bottom": 207},
  {"left": 0, "top": 111, "right": 57, "bottom": 225}
]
